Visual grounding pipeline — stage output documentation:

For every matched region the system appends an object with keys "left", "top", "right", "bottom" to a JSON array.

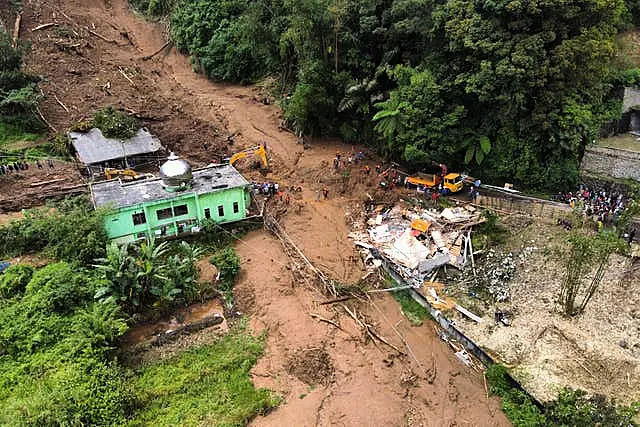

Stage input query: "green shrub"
[
  {"left": 92, "top": 106, "right": 140, "bottom": 139},
  {"left": 0, "top": 264, "right": 33, "bottom": 299},
  {"left": 0, "top": 196, "right": 109, "bottom": 266},
  {"left": 0, "top": 262, "right": 131, "bottom": 426},
  {"left": 485, "top": 365, "right": 639, "bottom": 426},
  {"left": 210, "top": 247, "right": 241, "bottom": 292},
  {"left": 0, "top": 28, "right": 42, "bottom": 132},
  {"left": 485, "top": 365, "right": 547, "bottom": 426},
  {"left": 25, "top": 263, "right": 99, "bottom": 315}
]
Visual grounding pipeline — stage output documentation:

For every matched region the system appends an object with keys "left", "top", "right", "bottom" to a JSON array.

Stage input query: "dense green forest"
[{"left": 133, "top": 0, "right": 640, "bottom": 190}]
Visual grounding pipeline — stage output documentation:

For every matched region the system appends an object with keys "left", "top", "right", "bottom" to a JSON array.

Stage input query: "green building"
[{"left": 90, "top": 154, "right": 253, "bottom": 243}]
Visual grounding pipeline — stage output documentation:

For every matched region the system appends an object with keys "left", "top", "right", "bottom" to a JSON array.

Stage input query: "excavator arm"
[
  {"left": 229, "top": 151, "right": 249, "bottom": 166},
  {"left": 228, "top": 145, "right": 268, "bottom": 169}
]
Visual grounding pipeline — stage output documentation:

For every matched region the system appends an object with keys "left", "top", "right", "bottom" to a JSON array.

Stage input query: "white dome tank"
[{"left": 160, "top": 152, "right": 192, "bottom": 191}]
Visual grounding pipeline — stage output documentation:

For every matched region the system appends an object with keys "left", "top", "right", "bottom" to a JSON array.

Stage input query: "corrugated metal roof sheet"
[
  {"left": 69, "top": 128, "right": 163, "bottom": 165},
  {"left": 90, "top": 164, "right": 249, "bottom": 209}
]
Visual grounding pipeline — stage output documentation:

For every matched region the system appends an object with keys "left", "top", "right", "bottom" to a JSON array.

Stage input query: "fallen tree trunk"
[
  {"left": 141, "top": 40, "right": 173, "bottom": 60},
  {"left": 153, "top": 314, "right": 224, "bottom": 347}
]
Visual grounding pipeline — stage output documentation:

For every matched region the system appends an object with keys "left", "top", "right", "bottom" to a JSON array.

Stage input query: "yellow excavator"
[
  {"left": 104, "top": 168, "right": 154, "bottom": 181},
  {"left": 228, "top": 144, "right": 268, "bottom": 169}
]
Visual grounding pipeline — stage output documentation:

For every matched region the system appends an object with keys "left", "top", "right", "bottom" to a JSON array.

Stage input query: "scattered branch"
[
  {"left": 86, "top": 27, "right": 117, "bottom": 44},
  {"left": 141, "top": 40, "right": 173, "bottom": 60},
  {"left": 118, "top": 67, "right": 135, "bottom": 86},
  {"left": 31, "top": 23, "right": 57, "bottom": 32},
  {"left": 54, "top": 94, "right": 70, "bottom": 113},
  {"left": 35, "top": 106, "right": 57, "bottom": 133},
  {"left": 310, "top": 313, "right": 344, "bottom": 330},
  {"left": 318, "top": 295, "right": 351, "bottom": 305}
]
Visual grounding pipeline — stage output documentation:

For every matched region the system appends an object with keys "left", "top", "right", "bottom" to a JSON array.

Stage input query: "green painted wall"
[{"left": 104, "top": 186, "right": 251, "bottom": 243}]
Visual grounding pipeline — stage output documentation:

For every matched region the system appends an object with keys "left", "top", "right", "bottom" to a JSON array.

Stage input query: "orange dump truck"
[{"left": 406, "top": 172, "right": 464, "bottom": 193}]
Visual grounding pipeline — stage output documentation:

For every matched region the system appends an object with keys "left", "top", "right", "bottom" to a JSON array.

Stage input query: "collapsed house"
[
  {"left": 69, "top": 127, "right": 165, "bottom": 177},
  {"left": 351, "top": 203, "right": 483, "bottom": 287}
]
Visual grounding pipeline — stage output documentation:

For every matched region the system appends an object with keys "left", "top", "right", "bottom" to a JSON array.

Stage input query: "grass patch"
[
  {"left": 392, "top": 289, "right": 431, "bottom": 326},
  {"left": 597, "top": 133, "right": 640, "bottom": 152},
  {"left": 0, "top": 122, "right": 42, "bottom": 147},
  {"left": 129, "top": 329, "right": 279, "bottom": 426}
]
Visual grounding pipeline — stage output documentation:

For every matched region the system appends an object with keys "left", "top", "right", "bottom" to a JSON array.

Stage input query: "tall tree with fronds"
[{"left": 372, "top": 97, "right": 407, "bottom": 155}]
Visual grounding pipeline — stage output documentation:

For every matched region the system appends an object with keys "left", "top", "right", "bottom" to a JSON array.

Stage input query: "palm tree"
[{"left": 372, "top": 98, "right": 408, "bottom": 144}]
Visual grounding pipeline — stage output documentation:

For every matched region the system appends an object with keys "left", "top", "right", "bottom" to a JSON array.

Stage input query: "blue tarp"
[{"left": 0, "top": 261, "right": 10, "bottom": 273}]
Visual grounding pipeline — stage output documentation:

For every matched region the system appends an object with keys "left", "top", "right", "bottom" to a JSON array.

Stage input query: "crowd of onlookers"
[
  {"left": 555, "top": 185, "right": 630, "bottom": 225},
  {"left": 0, "top": 159, "right": 55, "bottom": 176}
]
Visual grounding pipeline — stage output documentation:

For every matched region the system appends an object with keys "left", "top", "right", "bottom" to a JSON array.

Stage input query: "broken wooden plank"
[
  {"left": 454, "top": 304, "right": 482, "bottom": 323},
  {"left": 30, "top": 178, "right": 66, "bottom": 187}
]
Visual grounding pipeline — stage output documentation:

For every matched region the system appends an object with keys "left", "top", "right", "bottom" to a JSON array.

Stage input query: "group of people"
[
  {"left": 332, "top": 150, "right": 365, "bottom": 170},
  {"left": 251, "top": 180, "right": 295, "bottom": 205},
  {"left": 0, "top": 158, "right": 55, "bottom": 176},
  {"left": 251, "top": 181, "right": 279, "bottom": 197},
  {"left": 556, "top": 185, "right": 630, "bottom": 225}
]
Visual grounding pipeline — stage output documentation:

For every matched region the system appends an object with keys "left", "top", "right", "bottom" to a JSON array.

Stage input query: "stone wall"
[
  {"left": 580, "top": 146, "right": 640, "bottom": 181},
  {"left": 476, "top": 194, "right": 571, "bottom": 223}
]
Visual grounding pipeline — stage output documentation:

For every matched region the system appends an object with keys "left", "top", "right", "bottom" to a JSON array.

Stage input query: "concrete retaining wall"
[
  {"left": 476, "top": 194, "right": 571, "bottom": 222},
  {"left": 581, "top": 146, "right": 640, "bottom": 181}
]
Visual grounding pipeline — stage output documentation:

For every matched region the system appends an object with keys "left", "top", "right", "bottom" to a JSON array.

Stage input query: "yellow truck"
[{"left": 405, "top": 172, "right": 464, "bottom": 193}]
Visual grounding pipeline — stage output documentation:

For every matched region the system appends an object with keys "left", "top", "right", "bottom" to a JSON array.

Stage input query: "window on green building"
[
  {"left": 218, "top": 205, "right": 224, "bottom": 217},
  {"left": 204, "top": 208, "right": 211, "bottom": 219},
  {"left": 233, "top": 201, "right": 239, "bottom": 213},
  {"left": 157, "top": 208, "right": 172, "bottom": 220},
  {"left": 132, "top": 212, "right": 146, "bottom": 225},
  {"left": 173, "top": 204, "right": 188, "bottom": 216}
]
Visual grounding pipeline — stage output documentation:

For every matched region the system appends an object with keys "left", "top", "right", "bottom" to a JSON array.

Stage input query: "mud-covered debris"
[
  {"left": 286, "top": 346, "right": 334, "bottom": 386},
  {"left": 466, "top": 249, "right": 516, "bottom": 302}
]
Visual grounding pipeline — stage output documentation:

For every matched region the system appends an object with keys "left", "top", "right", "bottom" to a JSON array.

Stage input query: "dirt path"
[{"left": 17, "top": 0, "right": 509, "bottom": 424}]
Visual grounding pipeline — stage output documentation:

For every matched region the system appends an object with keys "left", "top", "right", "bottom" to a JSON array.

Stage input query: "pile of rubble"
[{"left": 349, "top": 202, "right": 484, "bottom": 288}]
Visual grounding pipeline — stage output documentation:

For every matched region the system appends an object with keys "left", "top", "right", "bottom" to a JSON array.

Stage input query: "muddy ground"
[
  {"left": 451, "top": 221, "right": 640, "bottom": 404},
  {"left": 2, "top": 0, "right": 510, "bottom": 425}
]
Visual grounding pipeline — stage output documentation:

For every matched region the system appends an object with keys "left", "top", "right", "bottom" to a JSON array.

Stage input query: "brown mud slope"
[
  {"left": 235, "top": 233, "right": 508, "bottom": 426},
  {"left": 15, "top": 0, "right": 509, "bottom": 424},
  {"left": 0, "top": 160, "right": 82, "bottom": 213}
]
